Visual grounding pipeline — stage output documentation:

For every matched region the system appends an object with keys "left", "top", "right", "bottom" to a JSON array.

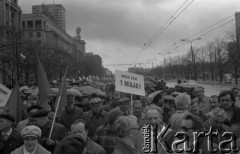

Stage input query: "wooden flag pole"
[
  {"left": 48, "top": 67, "right": 68, "bottom": 139},
  {"left": 131, "top": 93, "right": 133, "bottom": 115},
  {"left": 48, "top": 95, "right": 61, "bottom": 139}
]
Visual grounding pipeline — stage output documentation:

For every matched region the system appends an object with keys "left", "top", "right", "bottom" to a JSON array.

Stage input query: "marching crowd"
[{"left": 0, "top": 82, "right": 240, "bottom": 154}]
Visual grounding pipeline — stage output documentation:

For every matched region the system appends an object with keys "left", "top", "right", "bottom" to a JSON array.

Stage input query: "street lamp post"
[
  {"left": 181, "top": 38, "right": 201, "bottom": 80},
  {"left": 158, "top": 52, "right": 171, "bottom": 79},
  {"left": 148, "top": 59, "right": 157, "bottom": 69}
]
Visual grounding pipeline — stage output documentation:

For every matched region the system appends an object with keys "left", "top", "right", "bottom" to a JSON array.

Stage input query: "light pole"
[
  {"left": 147, "top": 59, "right": 157, "bottom": 69},
  {"left": 158, "top": 52, "right": 171, "bottom": 79},
  {"left": 181, "top": 38, "right": 201, "bottom": 80}
]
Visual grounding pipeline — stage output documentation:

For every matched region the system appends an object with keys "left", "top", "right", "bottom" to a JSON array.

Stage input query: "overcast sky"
[{"left": 19, "top": 0, "right": 240, "bottom": 73}]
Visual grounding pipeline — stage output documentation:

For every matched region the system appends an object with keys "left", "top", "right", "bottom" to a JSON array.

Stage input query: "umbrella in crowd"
[
  {"left": 144, "top": 81, "right": 156, "bottom": 88},
  {"left": 95, "top": 82, "right": 106, "bottom": 88},
  {"left": 144, "top": 76, "right": 155, "bottom": 83},
  {"left": 22, "top": 87, "right": 83, "bottom": 97},
  {"left": 74, "top": 86, "right": 106, "bottom": 96}
]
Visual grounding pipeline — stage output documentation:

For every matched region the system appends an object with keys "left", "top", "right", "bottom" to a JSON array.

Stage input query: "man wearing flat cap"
[
  {"left": 82, "top": 98, "right": 107, "bottom": 139},
  {"left": 58, "top": 97, "right": 83, "bottom": 130},
  {"left": 162, "top": 95, "right": 176, "bottom": 124},
  {"left": 115, "top": 97, "right": 131, "bottom": 116},
  {"left": 16, "top": 105, "right": 43, "bottom": 133},
  {"left": 11, "top": 125, "right": 51, "bottom": 154},
  {"left": 0, "top": 113, "right": 23, "bottom": 154},
  {"left": 29, "top": 109, "right": 68, "bottom": 153}
]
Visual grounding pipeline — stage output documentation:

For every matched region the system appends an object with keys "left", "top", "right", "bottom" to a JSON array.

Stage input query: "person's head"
[
  {"left": 218, "top": 90, "right": 235, "bottom": 109},
  {"left": 189, "top": 98, "right": 200, "bottom": 114},
  {"left": 54, "top": 134, "right": 86, "bottom": 154},
  {"left": 65, "top": 97, "right": 75, "bottom": 112},
  {"left": 163, "top": 95, "right": 176, "bottom": 110},
  {"left": 231, "top": 87, "right": 239, "bottom": 97},
  {"left": 71, "top": 119, "right": 88, "bottom": 141},
  {"left": 194, "top": 86, "right": 204, "bottom": 98},
  {"left": 133, "top": 100, "right": 142, "bottom": 117},
  {"left": 175, "top": 93, "right": 190, "bottom": 110},
  {"left": 91, "top": 93, "right": 98, "bottom": 99},
  {"left": 27, "top": 105, "right": 43, "bottom": 116},
  {"left": 117, "top": 97, "right": 130, "bottom": 113},
  {"left": 114, "top": 115, "right": 139, "bottom": 138},
  {"left": 81, "top": 97, "right": 90, "bottom": 105},
  {"left": 89, "top": 98, "right": 102, "bottom": 114},
  {"left": 29, "top": 109, "right": 49, "bottom": 128},
  {"left": 21, "top": 125, "right": 41, "bottom": 153},
  {"left": 152, "top": 93, "right": 164, "bottom": 107},
  {"left": 107, "top": 108, "right": 124, "bottom": 125},
  {"left": 180, "top": 113, "right": 203, "bottom": 140},
  {"left": 26, "top": 95, "right": 38, "bottom": 108},
  {"left": 210, "top": 95, "right": 219, "bottom": 109},
  {"left": 0, "top": 113, "right": 14, "bottom": 132},
  {"left": 144, "top": 104, "right": 163, "bottom": 127}
]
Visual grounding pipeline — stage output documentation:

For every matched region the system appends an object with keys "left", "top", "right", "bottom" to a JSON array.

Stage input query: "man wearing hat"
[
  {"left": 0, "top": 113, "right": 23, "bottom": 154},
  {"left": 93, "top": 108, "right": 123, "bottom": 154},
  {"left": 102, "top": 92, "right": 120, "bottom": 112},
  {"left": 30, "top": 109, "right": 68, "bottom": 153},
  {"left": 11, "top": 125, "right": 51, "bottom": 154},
  {"left": 132, "top": 100, "right": 145, "bottom": 129},
  {"left": 115, "top": 97, "right": 131, "bottom": 116},
  {"left": 58, "top": 97, "right": 83, "bottom": 130},
  {"left": 82, "top": 98, "right": 107, "bottom": 139},
  {"left": 16, "top": 105, "right": 43, "bottom": 133},
  {"left": 162, "top": 95, "right": 176, "bottom": 124}
]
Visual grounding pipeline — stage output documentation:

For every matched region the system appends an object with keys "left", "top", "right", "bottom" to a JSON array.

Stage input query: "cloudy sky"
[{"left": 19, "top": 0, "right": 240, "bottom": 73}]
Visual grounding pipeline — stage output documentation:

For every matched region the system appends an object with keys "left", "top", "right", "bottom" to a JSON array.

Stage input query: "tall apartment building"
[{"left": 32, "top": 4, "right": 66, "bottom": 31}]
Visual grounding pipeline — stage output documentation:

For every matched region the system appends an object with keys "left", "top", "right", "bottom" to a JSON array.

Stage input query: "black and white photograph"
[{"left": 0, "top": 0, "right": 240, "bottom": 153}]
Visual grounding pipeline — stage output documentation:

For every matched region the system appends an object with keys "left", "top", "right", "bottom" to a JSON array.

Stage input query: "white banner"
[
  {"left": 0, "top": 83, "right": 11, "bottom": 107},
  {"left": 115, "top": 70, "right": 145, "bottom": 96}
]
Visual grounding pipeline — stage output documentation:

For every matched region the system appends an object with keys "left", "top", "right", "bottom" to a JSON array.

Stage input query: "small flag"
[
  {"left": 6, "top": 82, "right": 21, "bottom": 123},
  {"left": 37, "top": 56, "right": 51, "bottom": 109},
  {"left": 55, "top": 67, "right": 68, "bottom": 116},
  {"left": 20, "top": 53, "right": 26, "bottom": 59}
]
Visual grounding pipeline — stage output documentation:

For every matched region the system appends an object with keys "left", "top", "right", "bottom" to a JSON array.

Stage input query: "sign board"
[
  {"left": 0, "top": 83, "right": 11, "bottom": 107},
  {"left": 115, "top": 70, "right": 145, "bottom": 96}
]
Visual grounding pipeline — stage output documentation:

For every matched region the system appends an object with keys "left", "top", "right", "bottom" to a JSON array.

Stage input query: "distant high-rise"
[{"left": 32, "top": 4, "right": 66, "bottom": 30}]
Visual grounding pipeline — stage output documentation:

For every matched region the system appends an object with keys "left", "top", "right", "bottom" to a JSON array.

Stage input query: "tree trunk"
[{"left": 235, "top": 65, "right": 238, "bottom": 84}]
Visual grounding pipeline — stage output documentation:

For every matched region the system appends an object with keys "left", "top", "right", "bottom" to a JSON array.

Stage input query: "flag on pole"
[
  {"left": 6, "top": 82, "right": 21, "bottom": 123},
  {"left": 55, "top": 67, "right": 68, "bottom": 117},
  {"left": 49, "top": 67, "right": 68, "bottom": 139},
  {"left": 79, "top": 77, "right": 82, "bottom": 81},
  {"left": 37, "top": 56, "right": 51, "bottom": 109}
]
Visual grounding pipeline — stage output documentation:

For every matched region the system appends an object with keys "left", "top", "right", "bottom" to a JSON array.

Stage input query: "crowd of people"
[{"left": 0, "top": 81, "right": 240, "bottom": 154}]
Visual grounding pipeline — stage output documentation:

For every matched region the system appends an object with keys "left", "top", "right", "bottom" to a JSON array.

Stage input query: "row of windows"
[{"left": 27, "top": 32, "right": 41, "bottom": 38}]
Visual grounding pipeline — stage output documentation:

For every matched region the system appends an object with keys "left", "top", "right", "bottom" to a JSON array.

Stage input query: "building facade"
[
  {"left": 32, "top": 4, "right": 66, "bottom": 31},
  {"left": 22, "top": 13, "right": 85, "bottom": 55},
  {"left": 0, "top": 0, "right": 22, "bottom": 84}
]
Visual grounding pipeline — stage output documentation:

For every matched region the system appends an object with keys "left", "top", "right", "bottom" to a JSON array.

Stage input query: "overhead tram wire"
[
  {"left": 143, "top": 0, "right": 190, "bottom": 49},
  {"left": 143, "top": 0, "right": 196, "bottom": 49},
  {"left": 134, "top": 0, "right": 196, "bottom": 64},
  {"left": 163, "top": 14, "right": 236, "bottom": 53},
  {"left": 186, "top": 13, "right": 234, "bottom": 40}
]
